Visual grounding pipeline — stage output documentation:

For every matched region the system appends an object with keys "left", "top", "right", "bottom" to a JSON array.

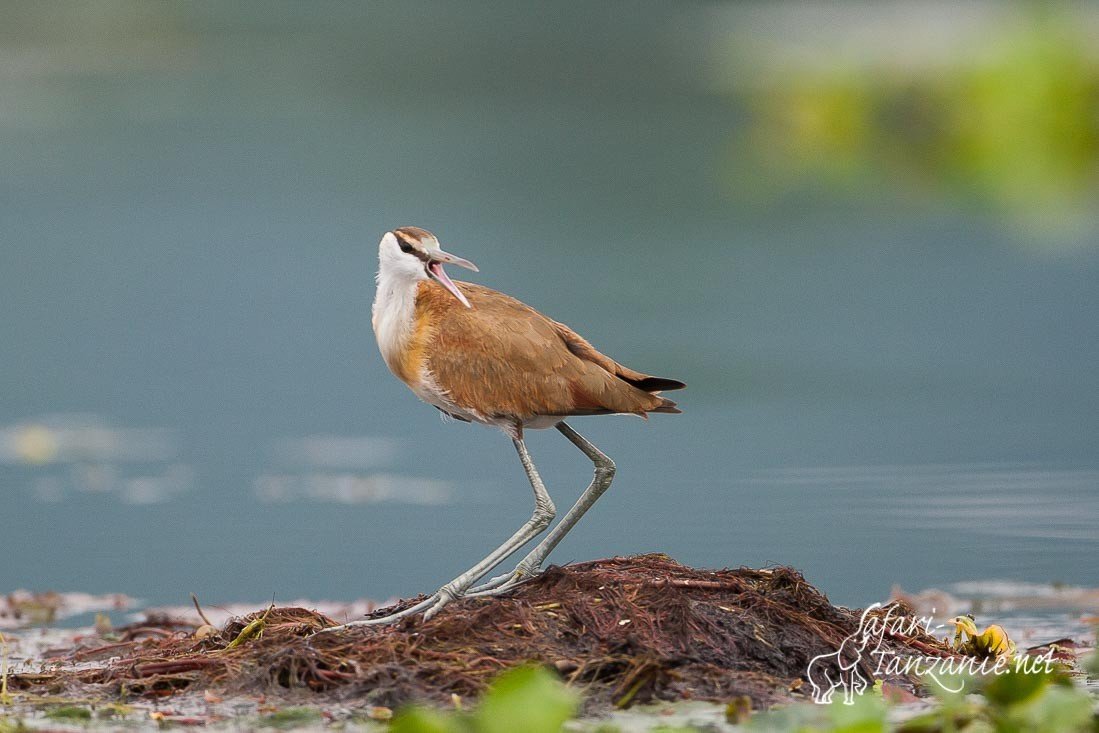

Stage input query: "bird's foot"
[
  {"left": 465, "top": 561, "right": 540, "bottom": 597},
  {"left": 315, "top": 595, "right": 436, "bottom": 631},
  {"left": 420, "top": 583, "right": 461, "bottom": 622},
  {"left": 316, "top": 580, "right": 474, "bottom": 631}
]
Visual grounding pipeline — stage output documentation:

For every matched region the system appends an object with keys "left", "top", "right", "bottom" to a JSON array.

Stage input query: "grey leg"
[
  {"left": 319, "top": 437, "right": 555, "bottom": 630},
  {"left": 468, "top": 422, "right": 615, "bottom": 596}
]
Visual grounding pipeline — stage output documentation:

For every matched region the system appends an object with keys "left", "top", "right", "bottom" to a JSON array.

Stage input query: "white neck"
[{"left": 372, "top": 232, "right": 428, "bottom": 375}]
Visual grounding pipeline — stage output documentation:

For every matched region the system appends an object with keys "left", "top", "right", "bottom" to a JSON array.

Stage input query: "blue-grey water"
[{"left": 2, "top": 3, "right": 1097, "bottom": 610}]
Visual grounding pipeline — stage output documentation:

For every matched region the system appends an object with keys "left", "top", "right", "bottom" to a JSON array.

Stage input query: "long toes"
[
  {"left": 468, "top": 563, "right": 543, "bottom": 595},
  {"left": 421, "top": 593, "right": 455, "bottom": 622},
  {"left": 465, "top": 583, "right": 514, "bottom": 599},
  {"left": 318, "top": 596, "right": 437, "bottom": 631},
  {"left": 467, "top": 572, "right": 514, "bottom": 594},
  {"left": 465, "top": 574, "right": 529, "bottom": 598}
]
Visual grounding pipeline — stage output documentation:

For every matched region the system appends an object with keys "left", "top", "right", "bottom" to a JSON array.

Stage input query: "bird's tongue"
[{"left": 429, "top": 261, "right": 471, "bottom": 308}]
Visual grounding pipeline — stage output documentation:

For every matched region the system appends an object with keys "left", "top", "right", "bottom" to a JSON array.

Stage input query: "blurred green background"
[{"left": 2, "top": 2, "right": 1097, "bottom": 608}]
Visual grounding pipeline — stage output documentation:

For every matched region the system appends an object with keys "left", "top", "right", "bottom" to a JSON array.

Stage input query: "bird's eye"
[{"left": 398, "top": 239, "right": 414, "bottom": 254}]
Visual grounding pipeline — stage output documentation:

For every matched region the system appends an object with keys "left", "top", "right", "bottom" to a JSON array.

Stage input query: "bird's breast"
[{"left": 373, "top": 277, "right": 434, "bottom": 389}]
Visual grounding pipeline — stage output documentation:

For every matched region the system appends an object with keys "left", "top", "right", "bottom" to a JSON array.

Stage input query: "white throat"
[{"left": 372, "top": 232, "right": 428, "bottom": 374}]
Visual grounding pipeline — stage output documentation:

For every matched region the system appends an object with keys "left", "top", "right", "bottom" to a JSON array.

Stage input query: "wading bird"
[{"left": 331, "top": 226, "right": 684, "bottom": 627}]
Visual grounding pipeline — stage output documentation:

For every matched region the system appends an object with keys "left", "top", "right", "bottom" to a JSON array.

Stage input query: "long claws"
[
  {"left": 318, "top": 572, "right": 534, "bottom": 632},
  {"left": 467, "top": 555, "right": 542, "bottom": 595},
  {"left": 466, "top": 571, "right": 515, "bottom": 595},
  {"left": 464, "top": 578, "right": 521, "bottom": 598},
  {"left": 420, "top": 596, "right": 449, "bottom": 622},
  {"left": 421, "top": 585, "right": 459, "bottom": 622},
  {"left": 316, "top": 596, "right": 435, "bottom": 632},
  {"left": 318, "top": 582, "right": 466, "bottom": 630},
  {"left": 465, "top": 566, "right": 539, "bottom": 598}
]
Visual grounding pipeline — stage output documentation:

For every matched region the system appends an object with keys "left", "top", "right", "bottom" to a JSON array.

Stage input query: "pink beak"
[{"left": 426, "top": 249, "right": 478, "bottom": 308}]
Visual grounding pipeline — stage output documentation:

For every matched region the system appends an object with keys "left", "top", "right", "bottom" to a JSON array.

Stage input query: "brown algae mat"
[{"left": 6, "top": 555, "right": 949, "bottom": 712}]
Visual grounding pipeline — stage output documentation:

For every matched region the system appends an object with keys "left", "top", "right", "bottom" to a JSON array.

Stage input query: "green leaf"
[
  {"left": 895, "top": 705, "right": 983, "bottom": 733},
  {"left": 257, "top": 707, "right": 322, "bottom": 728},
  {"left": 1020, "top": 685, "right": 1094, "bottom": 733},
  {"left": 824, "top": 691, "right": 887, "bottom": 733},
  {"left": 921, "top": 671, "right": 977, "bottom": 702},
  {"left": 390, "top": 706, "right": 461, "bottom": 733},
  {"left": 1086, "top": 647, "right": 1099, "bottom": 677},
  {"left": 44, "top": 706, "right": 92, "bottom": 721},
  {"left": 474, "top": 666, "right": 578, "bottom": 733},
  {"left": 983, "top": 667, "right": 1049, "bottom": 706}
]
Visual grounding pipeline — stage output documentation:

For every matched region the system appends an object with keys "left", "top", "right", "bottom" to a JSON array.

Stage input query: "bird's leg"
[
  {"left": 416, "top": 437, "right": 557, "bottom": 620},
  {"left": 468, "top": 422, "right": 615, "bottom": 596},
  {"left": 319, "top": 437, "right": 555, "bottom": 629}
]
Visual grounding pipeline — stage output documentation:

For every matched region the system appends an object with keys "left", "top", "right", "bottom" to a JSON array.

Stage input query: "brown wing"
[
  {"left": 549, "top": 321, "right": 686, "bottom": 394},
  {"left": 418, "top": 280, "right": 683, "bottom": 422}
]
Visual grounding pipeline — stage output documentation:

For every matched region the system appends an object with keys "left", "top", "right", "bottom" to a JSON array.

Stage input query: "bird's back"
[{"left": 414, "top": 280, "right": 683, "bottom": 427}]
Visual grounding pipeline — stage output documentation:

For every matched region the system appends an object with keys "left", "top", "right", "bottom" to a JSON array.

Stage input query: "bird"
[{"left": 331, "top": 226, "right": 684, "bottom": 627}]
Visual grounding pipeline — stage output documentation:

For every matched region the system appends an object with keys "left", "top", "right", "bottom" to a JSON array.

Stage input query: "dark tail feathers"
[
  {"left": 627, "top": 376, "right": 686, "bottom": 393},
  {"left": 650, "top": 396, "right": 681, "bottom": 414}
]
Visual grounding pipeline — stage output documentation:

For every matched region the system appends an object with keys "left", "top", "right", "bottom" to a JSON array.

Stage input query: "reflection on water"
[
  {"left": 0, "top": 414, "right": 192, "bottom": 505},
  {"left": 254, "top": 473, "right": 450, "bottom": 506},
  {"left": 256, "top": 434, "right": 450, "bottom": 505},
  {"left": 751, "top": 464, "right": 1099, "bottom": 543},
  {"left": 730, "top": 463, "right": 1099, "bottom": 607},
  {"left": 270, "top": 435, "right": 398, "bottom": 470},
  {"left": 0, "top": 414, "right": 177, "bottom": 465}
]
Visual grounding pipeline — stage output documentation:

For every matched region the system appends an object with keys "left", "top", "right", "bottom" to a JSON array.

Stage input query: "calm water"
[{"left": 2, "top": 3, "right": 1097, "bottom": 610}]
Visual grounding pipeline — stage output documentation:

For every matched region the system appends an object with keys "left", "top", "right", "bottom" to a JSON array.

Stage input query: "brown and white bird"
[{"left": 334, "top": 226, "right": 684, "bottom": 626}]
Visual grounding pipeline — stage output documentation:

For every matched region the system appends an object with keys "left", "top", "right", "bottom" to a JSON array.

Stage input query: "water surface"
[{"left": 2, "top": 3, "right": 1097, "bottom": 609}]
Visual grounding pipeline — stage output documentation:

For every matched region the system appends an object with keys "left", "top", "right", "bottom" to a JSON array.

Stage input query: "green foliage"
[
  {"left": 980, "top": 668, "right": 1092, "bottom": 733},
  {"left": 899, "top": 667, "right": 1095, "bottom": 733},
  {"left": 727, "top": 662, "right": 1095, "bottom": 733},
  {"left": 1001, "top": 684, "right": 1094, "bottom": 733},
  {"left": 476, "top": 666, "right": 578, "bottom": 733},
  {"left": 43, "top": 705, "right": 92, "bottom": 721},
  {"left": 731, "top": 8, "right": 1099, "bottom": 239},
  {"left": 386, "top": 657, "right": 1095, "bottom": 733},
  {"left": 748, "top": 692, "right": 888, "bottom": 732},
  {"left": 391, "top": 665, "right": 579, "bottom": 733},
  {"left": 1086, "top": 643, "right": 1099, "bottom": 677},
  {"left": 823, "top": 692, "right": 888, "bottom": 733},
  {"left": 983, "top": 666, "right": 1053, "bottom": 707},
  {"left": 0, "top": 716, "right": 27, "bottom": 733},
  {"left": 257, "top": 706, "right": 322, "bottom": 728},
  {"left": 390, "top": 707, "right": 454, "bottom": 733},
  {"left": 0, "top": 632, "right": 11, "bottom": 707}
]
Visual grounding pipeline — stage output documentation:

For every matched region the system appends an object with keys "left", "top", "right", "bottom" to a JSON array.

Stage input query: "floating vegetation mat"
[{"left": 4, "top": 555, "right": 950, "bottom": 713}]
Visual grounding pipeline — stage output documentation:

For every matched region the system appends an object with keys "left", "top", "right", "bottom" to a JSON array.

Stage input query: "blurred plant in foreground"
[
  {"left": 727, "top": 8, "right": 1099, "bottom": 246},
  {"left": 389, "top": 660, "right": 1097, "bottom": 733},
  {"left": 390, "top": 666, "right": 578, "bottom": 733}
]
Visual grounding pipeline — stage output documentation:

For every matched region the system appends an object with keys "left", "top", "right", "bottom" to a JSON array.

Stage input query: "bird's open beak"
[
  {"left": 433, "top": 249, "right": 479, "bottom": 273},
  {"left": 426, "top": 248, "right": 478, "bottom": 309}
]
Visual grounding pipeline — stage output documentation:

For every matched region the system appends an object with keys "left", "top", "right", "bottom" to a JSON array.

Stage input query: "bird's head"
[{"left": 378, "top": 226, "right": 479, "bottom": 308}]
